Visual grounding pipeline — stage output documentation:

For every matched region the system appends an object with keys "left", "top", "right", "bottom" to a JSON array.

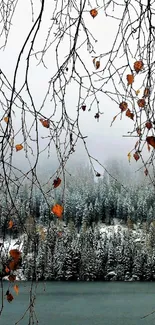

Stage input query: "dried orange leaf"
[
  {"left": 127, "top": 152, "right": 131, "bottom": 163},
  {"left": 146, "top": 136, "right": 155, "bottom": 149},
  {"left": 126, "top": 109, "right": 134, "bottom": 120},
  {"left": 135, "top": 89, "right": 140, "bottom": 95},
  {"left": 110, "top": 115, "right": 118, "bottom": 127},
  {"left": 51, "top": 204, "right": 63, "bottom": 218},
  {"left": 134, "top": 60, "right": 143, "bottom": 73},
  {"left": 4, "top": 116, "right": 9, "bottom": 123},
  {"left": 53, "top": 177, "right": 61, "bottom": 188},
  {"left": 90, "top": 9, "right": 98, "bottom": 18},
  {"left": 15, "top": 144, "right": 23, "bottom": 152},
  {"left": 126, "top": 74, "right": 134, "bottom": 85},
  {"left": 9, "top": 249, "right": 21, "bottom": 261},
  {"left": 5, "top": 266, "right": 10, "bottom": 273},
  {"left": 40, "top": 119, "right": 50, "bottom": 128},
  {"left": 13, "top": 285, "right": 19, "bottom": 295},
  {"left": 95, "top": 61, "right": 100, "bottom": 69},
  {"left": 8, "top": 220, "right": 13, "bottom": 229}
]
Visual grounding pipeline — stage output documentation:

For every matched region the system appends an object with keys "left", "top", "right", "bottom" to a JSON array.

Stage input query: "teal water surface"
[{"left": 1, "top": 282, "right": 155, "bottom": 325}]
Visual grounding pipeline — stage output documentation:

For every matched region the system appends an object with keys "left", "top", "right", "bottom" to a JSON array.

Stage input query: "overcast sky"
[{"left": 0, "top": 0, "right": 148, "bottom": 178}]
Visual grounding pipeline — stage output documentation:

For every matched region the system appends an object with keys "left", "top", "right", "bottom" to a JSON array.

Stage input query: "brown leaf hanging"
[
  {"left": 4, "top": 116, "right": 9, "bottom": 123},
  {"left": 146, "top": 136, "right": 155, "bottom": 149},
  {"left": 134, "top": 60, "right": 143, "bottom": 73},
  {"left": 40, "top": 119, "right": 50, "bottom": 128},
  {"left": 126, "top": 74, "right": 134, "bottom": 85},
  {"left": 133, "top": 152, "right": 140, "bottom": 161},
  {"left": 126, "top": 109, "right": 134, "bottom": 120},
  {"left": 53, "top": 177, "right": 61, "bottom": 188},
  {"left": 15, "top": 144, "right": 23, "bottom": 152},
  {"left": 119, "top": 102, "right": 128, "bottom": 112},
  {"left": 145, "top": 121, "right": 152, "bottom": 130},
  {"left": 95, "top": 61, "right": 100, "bottom": 69},
  {"left": 6, "top": 292, "right": 14, "bottom": 303},
  {"left": 8, "top": 275, "right": 16, "bottom": 282},
  {"left": 90, "top": 9, "right": 98, "bottom": 18},
  {"left": 144, "top": 168, "right": 148, "bottom": 176},
  {"left": 9, "top": 249, "right": 21, "bottom": 262},
  {"left": 143, "top": 88, "right": 150, "bottom": 98},
  {"left": 137, "top": 98, "right": 145, "bottom": 108}
]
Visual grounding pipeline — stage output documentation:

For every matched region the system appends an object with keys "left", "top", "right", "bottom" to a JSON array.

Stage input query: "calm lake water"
[{"left": 1, "top": 282, "right": 155, "bottom": 325}]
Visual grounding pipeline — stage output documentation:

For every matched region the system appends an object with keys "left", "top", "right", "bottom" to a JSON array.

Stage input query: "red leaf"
[
  {"left": 145, "top": 121, "right": 152, "bottom": 130},
  {"left": 9, "top": 249, "right": 21, "bottom": 261},
  {"left": 53, "top": 177, "right": 61, "bottom": 188},
  {"left": 133, "top": 152, "right": 140, "bottom": 161},
  {"left": 6, "top": 292, "right": 14, "bottom": 303}
]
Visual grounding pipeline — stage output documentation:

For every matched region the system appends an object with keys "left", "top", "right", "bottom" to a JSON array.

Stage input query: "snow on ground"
[
  {"left": 99, "top": 220, "right": 145, "bottom": 244},
  {"left": 2, "top": 235, "right": 26, "bottom": 281},
  {"left": 3, "top": 236, "right": 24, "bottom": 252}
]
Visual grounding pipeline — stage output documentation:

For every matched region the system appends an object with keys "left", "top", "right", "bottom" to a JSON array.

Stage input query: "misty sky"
[{"left": 0, "top": 1, "right": 148, "bottom": 178}]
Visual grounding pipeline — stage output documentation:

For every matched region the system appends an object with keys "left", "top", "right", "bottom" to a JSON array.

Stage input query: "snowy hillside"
[{"left": 2, "top": 219, "right": 155, "bottom": 282}]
